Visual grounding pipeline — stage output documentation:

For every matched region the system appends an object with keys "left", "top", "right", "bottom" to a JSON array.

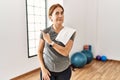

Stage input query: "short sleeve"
[
  {"left": 40, "top": 32, "right": 43, "bottom": 39},
  {"left": 39, "top": 27, "right": 51, "bottom": 40}
]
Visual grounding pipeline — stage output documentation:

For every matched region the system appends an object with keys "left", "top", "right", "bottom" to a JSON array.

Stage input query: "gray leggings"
[{"left": 40, "top": 66, "right": 71, "bottom": 80}]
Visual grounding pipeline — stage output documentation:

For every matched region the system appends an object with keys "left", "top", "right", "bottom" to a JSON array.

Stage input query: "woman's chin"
[{"left": 57, "top": 22, "right": 63, "bottom": 25}]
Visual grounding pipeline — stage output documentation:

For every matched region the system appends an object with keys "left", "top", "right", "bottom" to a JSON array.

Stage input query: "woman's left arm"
[
  {"left": 41, "top": 31, "right": 75, "bottom": 56},
  {"left": 52, "top": 39, "right": 74, "bottom": 56}
]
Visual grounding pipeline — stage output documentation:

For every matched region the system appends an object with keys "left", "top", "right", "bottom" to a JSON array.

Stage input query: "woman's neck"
[{"left": 52, "top": 24, "right": 63, "bottom": 33}]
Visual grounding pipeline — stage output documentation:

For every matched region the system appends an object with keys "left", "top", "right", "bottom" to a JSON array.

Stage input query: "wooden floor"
[
  {"left": 71, "top": 59, "right": 120, "bottom": 80},
  {"left": 11, "top": 59, "right": 120, "bottom": 80}
]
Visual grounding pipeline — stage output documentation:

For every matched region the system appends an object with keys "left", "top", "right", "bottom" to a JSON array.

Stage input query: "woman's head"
[{"left": 48, "top": 4, "right": 64, "bottom": 25}]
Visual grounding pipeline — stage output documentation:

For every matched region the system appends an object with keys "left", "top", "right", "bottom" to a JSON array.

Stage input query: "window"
[
  {"left": 26, "top": 0, "right": 47, "bottom": 58},
  {"left": 26, "top": 0, "right": 63, "bottom": 58}
]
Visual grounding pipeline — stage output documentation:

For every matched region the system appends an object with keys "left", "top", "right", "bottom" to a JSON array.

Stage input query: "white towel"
[{"left": 55, "top": 27, "right": 76, "bottom": 45}]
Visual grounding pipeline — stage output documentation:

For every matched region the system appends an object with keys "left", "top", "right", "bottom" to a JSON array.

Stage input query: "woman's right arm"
[
  {"left": 38, "top": 39, "right": 45, "bottom": 69},
  {"left": 38, "top": 39, "right": 51, "bottom": 80}
]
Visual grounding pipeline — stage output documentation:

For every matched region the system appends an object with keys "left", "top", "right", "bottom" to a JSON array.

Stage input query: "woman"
[{"left": 38, "top": 3, "right": 76, "bottom": 80}]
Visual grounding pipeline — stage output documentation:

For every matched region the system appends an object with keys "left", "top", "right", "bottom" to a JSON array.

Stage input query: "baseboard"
[{"left": 10, "top": 67, "right": 40, "bottom": 80}]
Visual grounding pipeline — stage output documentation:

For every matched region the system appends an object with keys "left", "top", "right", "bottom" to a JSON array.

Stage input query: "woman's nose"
[{"left": 58, "top": 14, "right": 63, "bottom": 17}]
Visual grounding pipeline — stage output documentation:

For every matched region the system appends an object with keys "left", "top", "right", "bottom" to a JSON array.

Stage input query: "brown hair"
[{"left": 48, "top": 3, "right": 64, "bottom": 18}]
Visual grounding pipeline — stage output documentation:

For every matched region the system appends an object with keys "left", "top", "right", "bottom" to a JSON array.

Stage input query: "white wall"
[
  {"left": 64, "top": 0, "right": 120, "bottom": 60},
  {"left": 85, "top": 0, "right": 120, "bottom": 60},
  {"left": 63, "top": 0, "right": 87, "bottom": 56},
  {"left": 0, "top": 0, "right": 39, "bottom": 79},
  {"left": 96, "top": 0, "right": 120, "bottom": 60},
  {"left": 85, "top": 0, "right": 98, "bottom": 56}
]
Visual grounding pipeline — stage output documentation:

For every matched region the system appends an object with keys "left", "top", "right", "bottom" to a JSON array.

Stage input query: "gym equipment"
[
  {"left": 96, "top": 55, "right": 101, "bottom": 60},
  {"left": 83, "top": 45, "right": 92, "bottom": 51},
  {"left": 81, "top": 50, "right": 93, "bottom": 64},
  {"left": 83, "top": 45, "right": 89, "bottom": 50},
  {"left": 70, "top": 52, "right": 87, "bottom": 68},
  {"left": 101, "top": 55, "right": 107, "bottom": 62},
  {"left": 88, "top": 45, "right": 92, "bottom": 51}
]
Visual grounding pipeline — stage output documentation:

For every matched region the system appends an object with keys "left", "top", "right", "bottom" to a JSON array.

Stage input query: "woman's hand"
[
  {"left": 41, "top": 67, "right": 51, "bottom": 80},
  {"left": 41, "top": 30, "right": 52, "bottom": 44}
]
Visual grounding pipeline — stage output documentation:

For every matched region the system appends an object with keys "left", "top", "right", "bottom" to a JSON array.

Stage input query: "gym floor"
[
  {"left": 71, "top": 59, "right": 120, "bottom": 80},
  {"left": 11, "top": 59, "right": 120, "bottom": 80}
]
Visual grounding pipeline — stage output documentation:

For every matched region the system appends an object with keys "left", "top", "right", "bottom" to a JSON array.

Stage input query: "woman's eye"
[
  {"left": 55, "top": 11, "right": 64, "bottom": 15},
  {"left": 61, "top": 12, "right": 64, "bottom": 15},
  {"left": 56, "top": 12, "right": 59, "bottom": 15}
]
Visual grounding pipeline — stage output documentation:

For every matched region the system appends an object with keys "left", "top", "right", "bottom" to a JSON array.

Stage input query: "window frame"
[{"left": 26, "top": 0, "right": 47, "bottom": 58}]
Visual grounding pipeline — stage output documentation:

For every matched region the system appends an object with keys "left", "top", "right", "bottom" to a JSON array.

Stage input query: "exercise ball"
[
  {"left": 83, "top": 45, "right": 92, "bottom": 51},
  {"left": 83, "top": 45, "right": 89, "bottom": 50},
  {"left": 101, "top": 55, "right": 107, "bottom": 62},
  {"left": 70, "top": 52, "right": 87, "bottom": 68},
  {"left": 81, "top": 50, "right": 93, "bottom": 64},
  {"left": 88, "top": 45, "right": 92, "bottom": 52},
  {"left": 96, "top": 55, "right": 101, "bottom": 60}
]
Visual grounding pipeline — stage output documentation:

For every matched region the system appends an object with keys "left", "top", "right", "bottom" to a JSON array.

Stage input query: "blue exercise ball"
[
  {"left": 101, "top": 55, "right": 107, "bottom": 62},
  {"left": 70, "top": 52, "right": 87, "bottom": 68},
  {"left": 81, "top": 50, "right": 93, "bottom": 64}
]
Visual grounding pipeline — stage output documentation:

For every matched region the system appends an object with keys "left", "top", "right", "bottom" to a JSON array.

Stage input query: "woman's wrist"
[
  {"left": 49, "top": 41, "right": 54, "bottom": 47},
  {"left": 41, "top": 66, "right": 46, "bottom": 71}
]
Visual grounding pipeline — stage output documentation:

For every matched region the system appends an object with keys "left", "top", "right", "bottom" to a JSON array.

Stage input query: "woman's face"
[{"left": 50, "top": 7, "right": 64, "bottom": 25}]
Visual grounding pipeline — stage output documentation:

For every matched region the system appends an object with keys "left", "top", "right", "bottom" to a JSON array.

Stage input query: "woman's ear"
[{"left": 49, "top": 16, "right": 53, "bottom": 21}]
